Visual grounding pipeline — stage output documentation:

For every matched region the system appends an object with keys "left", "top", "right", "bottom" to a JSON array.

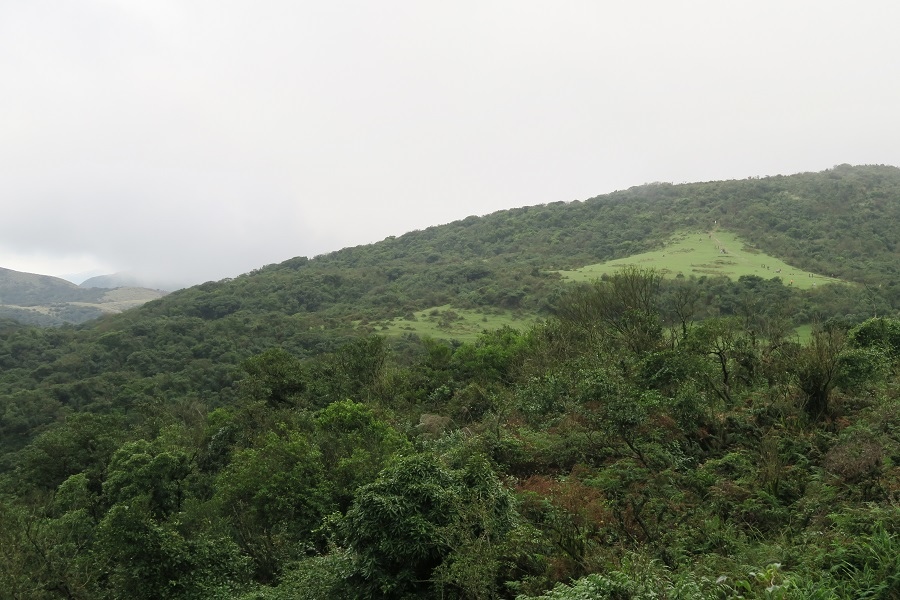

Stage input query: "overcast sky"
[{"left": 2, "top": 1, "right": 899, "bottom": 286}]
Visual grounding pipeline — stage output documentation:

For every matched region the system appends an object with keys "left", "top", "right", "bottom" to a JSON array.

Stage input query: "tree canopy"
[{"left": 2, "top": 166, "right": 900, "bottom": 598}]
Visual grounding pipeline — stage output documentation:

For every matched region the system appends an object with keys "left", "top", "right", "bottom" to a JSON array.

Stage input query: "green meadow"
[
  {"left": 369, "top": 305, "right": 536, "bottom": 341},
  {"left": 559, "top": 229, "right": 845, "bottom": 290}
]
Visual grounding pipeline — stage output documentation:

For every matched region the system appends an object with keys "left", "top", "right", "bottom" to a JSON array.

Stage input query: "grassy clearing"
[
  {"left": 68, "top": 288, "right": 167, "bottom": 314},
  {"left": 368, "top": 305, "right": 536, "bottom": 341},
  {"left": 559, "top": 229, "right": 845, "bottom": 290},
  {"left": 794, "top": 323, "right": 813, "bottom": 344}
]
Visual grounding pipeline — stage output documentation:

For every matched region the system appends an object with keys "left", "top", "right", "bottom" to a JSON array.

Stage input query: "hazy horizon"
[{"left": 3, "top": 2, "right": 899, "bottom": 285}]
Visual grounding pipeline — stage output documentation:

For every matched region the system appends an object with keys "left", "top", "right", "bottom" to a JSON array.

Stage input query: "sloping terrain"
[
  {"left": 0, "top": 164, "right": 893, "bottom": 454},
  {"left": 0, "top": 267, "right": 167, "bottom": 326},
  {"left": 6, "top": 164, "right": 900, "bottom": 329},
  {"left": 1, "top": 165, "right": 900, "bottom": 598},
  {"left": 81, "top": 271, "right": 183, "bottom": 292},
  {"left": 0, "top": 267, "right": 96, "bottom": 305},
  {"left": 560, "top": 229, "right": 847, "bottom": 289},
  {"left": 120, "top": 167, "right": 896, "bottom": 335}
]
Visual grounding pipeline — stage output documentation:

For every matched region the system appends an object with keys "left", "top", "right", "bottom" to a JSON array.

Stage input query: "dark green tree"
[
  {"left": 342, "top": 448, "right": 518, "bottom": 599},
  {"left": 794, "top": 327, "right": 846, "bottom": 420},
  {"left": 214, "top": 429, "right": 334, "bottom": 581}
]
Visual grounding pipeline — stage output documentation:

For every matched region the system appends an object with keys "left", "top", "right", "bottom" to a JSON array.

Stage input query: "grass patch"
[
  {"left": 369, "top": 305, "right": 536, "bottom": 341},
  {"left": 795, "top": 323, "right": 813, "bottom": 344},
  {"left": 559, "top": 229, "right": 846, "bottom": 290},
  {"left": 65, "top": 288, "right": 167, "bottom": 315}
]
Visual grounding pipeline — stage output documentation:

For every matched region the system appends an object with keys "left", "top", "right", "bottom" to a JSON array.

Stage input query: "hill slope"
[
  {"left": 142, "top": 163, "right": 900, "bottom": 328},
  {"left": 0, "top": 267, "right": 91, "bottom": 304},
  {"left": 0, "top": 164, "right": 894, "bottom": 443},
  {"left": 0, "top": 267, "right": 168, "bottom": 326},
  {"left": 2, "top": 165, "right": 900, "bottom": 597},
  {"left": 80, "top": 271, "right": 183, "bottom": 292},
  {"left": 6, "top": 164, "right": 900, "bottom": 329}
]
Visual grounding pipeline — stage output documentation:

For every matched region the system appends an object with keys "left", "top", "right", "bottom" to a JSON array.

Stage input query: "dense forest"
[{"left": 1, "top": 165, "right": 899, "bottom": 598}]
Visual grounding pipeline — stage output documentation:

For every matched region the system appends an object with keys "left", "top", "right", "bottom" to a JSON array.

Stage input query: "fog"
[{"left": 2, "top": 1, "right": 898, "bottom": 287}]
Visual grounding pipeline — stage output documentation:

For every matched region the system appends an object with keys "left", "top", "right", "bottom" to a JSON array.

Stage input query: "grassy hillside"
[
  {"left": 560, "top": 229, "right": 846, "bottom": 290},
  {"left": 372, "top": 304, "right": 538, "bottom": 341},
  {"left": 80, "top": 272, "right": 182, "bottom": 292},
  {"left": 0, "top": 267, "right": 95, "bottom": 304},
  {"left": 0, "top": 266, "right": 168, "bottom": 325}
]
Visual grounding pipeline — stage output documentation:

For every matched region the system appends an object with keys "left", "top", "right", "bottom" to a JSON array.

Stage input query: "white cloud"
[{"left": 2, "top": 1, "right": 898, "bottom": 282}]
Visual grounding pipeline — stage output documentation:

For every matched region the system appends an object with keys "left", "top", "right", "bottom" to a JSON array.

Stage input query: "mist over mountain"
[
  {"left": 80, "top": 272, "right": 184, "bottom": 292},
  {"left": 58, "top": 269, "right": 108, "bottom": 286}
]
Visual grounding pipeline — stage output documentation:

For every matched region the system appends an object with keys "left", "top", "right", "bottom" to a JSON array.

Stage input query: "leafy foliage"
[{"left": 2, "top": 166, "right": 900, "bottom": 597}]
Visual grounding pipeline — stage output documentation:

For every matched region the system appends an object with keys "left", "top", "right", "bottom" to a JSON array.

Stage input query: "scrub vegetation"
[{"left": 1, "top": 165, "right": 900, "bottom": 598}]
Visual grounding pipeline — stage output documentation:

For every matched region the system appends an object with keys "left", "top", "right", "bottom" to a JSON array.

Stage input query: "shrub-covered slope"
[{"left": 1, "top": 165, "right": 900, "bottom": 597}]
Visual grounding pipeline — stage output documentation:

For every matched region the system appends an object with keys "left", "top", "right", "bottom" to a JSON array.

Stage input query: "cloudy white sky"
[{"left": 2, "top": 1, "right": 899, "bottom": 286}]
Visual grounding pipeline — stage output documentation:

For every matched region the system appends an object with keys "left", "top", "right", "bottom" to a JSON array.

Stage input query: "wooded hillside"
[{"left": 1, "top": 165, "right": 899, "bottom": 598}]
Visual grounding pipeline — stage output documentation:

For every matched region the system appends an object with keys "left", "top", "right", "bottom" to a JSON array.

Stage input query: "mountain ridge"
[
  {"left": 0, "top": 266, "right": 168, "bottom": 326},
  {"left": 80, "top": 272, "right": 181, "bottom": 292}
]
